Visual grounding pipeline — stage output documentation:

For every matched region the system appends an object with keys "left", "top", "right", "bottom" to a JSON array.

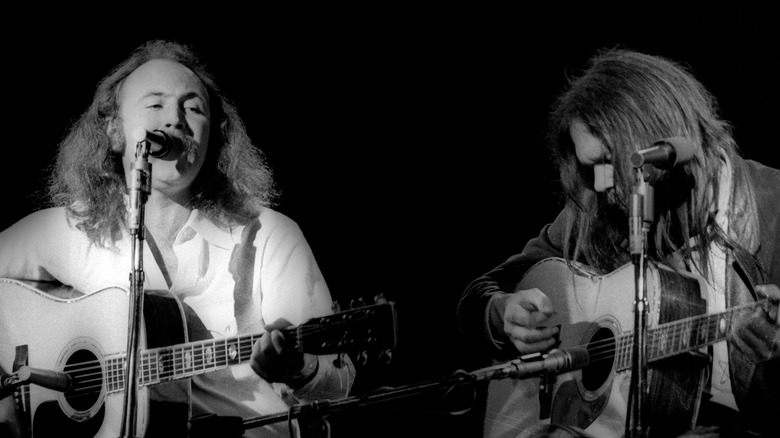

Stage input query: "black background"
[{"left": 3, "top": 3, "right": 779, "bottom": 437}]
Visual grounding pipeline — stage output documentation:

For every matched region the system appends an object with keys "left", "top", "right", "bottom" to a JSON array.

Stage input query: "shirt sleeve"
[
  {"left": 254, "top": 210, "right": 356, "bottom": 401},
  {"left": 0, "top": 208, "right": 70, "bottom": 283},
  {"left": 456, "top": 207, "right": 569, "bottom": 359}
]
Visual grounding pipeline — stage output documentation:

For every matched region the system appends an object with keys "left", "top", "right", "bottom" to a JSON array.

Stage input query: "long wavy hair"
[
  {"left": 548, "top": 48, "right": 746, "bottom": 275},
  {"left": 48, "top": 40, "right": 277, "bottom": 247}
]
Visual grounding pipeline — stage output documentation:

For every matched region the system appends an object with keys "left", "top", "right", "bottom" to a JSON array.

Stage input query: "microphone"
[
  {"left": 0, "top": 366, "right": 72, "bottom": 400},
  {"left": 132, "top": 128, "right": 172, "bottom": 158},
  {"left": 472, "top": 348, "right": 590, "bottom": 382},
  {"left": 19, "top": 366, "right": 72, "bottom": 392},
  {"left": 629, "top": 137, "right": 694, "bottom": 169}
]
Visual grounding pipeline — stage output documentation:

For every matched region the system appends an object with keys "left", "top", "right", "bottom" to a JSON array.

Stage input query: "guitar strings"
[
  {"left": 15, "top": 312, "right": 382, "bottom": 402},
  {"left": 539, "top": 300, "right": 762, "bottom": 370},
  {"left": 19, "top": 338, "right": 260, "bottom": 401},
  {"left": 15, "top": 303, "right": 760, "bottom": 404},
  {"left": 14, "top": 302, "right": 753, "bottom": 402}
]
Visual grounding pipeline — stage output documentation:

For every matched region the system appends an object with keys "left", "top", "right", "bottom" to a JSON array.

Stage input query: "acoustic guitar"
[
  {"left": 0, "top": 278, "right": 397, "bottom": 437},
  {"left": 483, "top": 257, "right": 766, "bottom": 438}
]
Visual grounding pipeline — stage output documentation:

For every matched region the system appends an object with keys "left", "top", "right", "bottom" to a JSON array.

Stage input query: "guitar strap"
[
  {"left": 144, "top": 229, "right": 173, "bottom": 289},
  {"left": 229, "top": 218, "right": 263, "bottom": 333}
]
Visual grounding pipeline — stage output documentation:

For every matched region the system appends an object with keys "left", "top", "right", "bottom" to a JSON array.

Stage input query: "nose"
[
  {"left": 570, "top": 119, "right": 610, "bottom": 165},
  {"left": 163, "top": 105, "right": 186, "bottom": 131}
]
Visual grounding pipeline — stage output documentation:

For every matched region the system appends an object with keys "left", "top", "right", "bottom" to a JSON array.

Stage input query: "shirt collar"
[
  {"left": 179, "top": 209, "right": 238, "bottom": 250},
  {"left": 714, "top": 150, "right": 733, "bottom": 231}
]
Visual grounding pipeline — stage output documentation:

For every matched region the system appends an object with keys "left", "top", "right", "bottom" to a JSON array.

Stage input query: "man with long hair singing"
[{"left": 0, "top": 40, "right": 354, "bottom": 437}]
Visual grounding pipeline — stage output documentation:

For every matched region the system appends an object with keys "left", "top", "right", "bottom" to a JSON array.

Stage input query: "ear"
[{"left": 106, "top": 117, "right": 123, "bottom": 152}]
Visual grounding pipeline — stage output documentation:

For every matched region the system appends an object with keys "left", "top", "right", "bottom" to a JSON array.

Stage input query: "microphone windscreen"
[
  {"left": 131, "top": 127, "right": 148, "bottom": 144},
  {"left": 655, "top": 137, "right": 695, "bottom": 166}
]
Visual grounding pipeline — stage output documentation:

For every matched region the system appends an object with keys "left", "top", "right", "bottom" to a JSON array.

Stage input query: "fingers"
[
  {"left": 730, "top": 305, "right": 780, "bottom": 363},
  {"left": 505, "top": 324, "right": 560, "bottom": 355},
  {"left": 270, "top": 329, "right": 286, "bottom": 352},
  {"left": 502, "top": 288, "right": 559, "bottom": 355},
  {"left": 507, "top": 288, "right": 555, "bottom": 324},
  {"left": 512, "top": 287, "right": 556, "bottom": 315},
  {"left": 250, "top": 329, "right": 308, "bottom": 384},
  {"left": 756, "top": 284, "right": 780, "bottom": 323},
  {"left": 264, "top": 317, "right": 294, "bottom": 332},
  {"left": 756, "top": 284, "right": 780, "bottom": 317},
  {"left": 748, "top": 306, "right": 780, "bottom": 359},
  {"left": 755, "top": 284, "right": 780, "bottom": 302},
  {"left": 250, "top": 331, "right": 275, "bottom": 380},
  {"left": 730, "top": 328, "right": 773, "bottom": 364}
]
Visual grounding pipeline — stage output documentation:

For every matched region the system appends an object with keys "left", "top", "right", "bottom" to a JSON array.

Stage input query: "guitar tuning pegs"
[
  {"left": 379, "top": 349, "right": 393, "bottom": 365},
  {"left": 373, "top": 293, "right": 387, "bottom": 304},
  {"left": 333, "top": 353, "right": 347, "bottom": 369},
  {"left": 349, "top": 297, "right": 366, "bottom": 310},
  {"left": 331, "top": 301, "right": 341, "bottom": 313},
  {"left": 356, "top": 350, "right": 369, "bottom": 367}
]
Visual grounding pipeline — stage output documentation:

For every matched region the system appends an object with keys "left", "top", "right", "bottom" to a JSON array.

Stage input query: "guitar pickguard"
[{"left": 551, "top": 318, "right": 620, "bottom": 427}]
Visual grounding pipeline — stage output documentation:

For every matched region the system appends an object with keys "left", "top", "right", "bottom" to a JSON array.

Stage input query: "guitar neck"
[
  {"left": 102, "top": 301, "right": 397, "bottom": 393},
  {"left": 613, "top": 300, "right": 765, "bottom": 372},
  {"left": 106, "top": 331, "right": 266, "bottom": 393}
]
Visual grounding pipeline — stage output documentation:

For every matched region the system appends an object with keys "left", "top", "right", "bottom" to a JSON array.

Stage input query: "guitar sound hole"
[
  {"left": 63, "top": 349, "right": 102, "bottom": 411},
  {"left": 582, "top": 327, "right": 615, "bottom": 391}
]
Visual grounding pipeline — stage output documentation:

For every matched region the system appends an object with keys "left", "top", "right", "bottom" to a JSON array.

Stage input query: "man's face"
[
  {"left": 569, "top": 118, "right": 618, "bottom": 204},
  {"left": 113, "top": 59, "right": 211, "bottom": 201}
]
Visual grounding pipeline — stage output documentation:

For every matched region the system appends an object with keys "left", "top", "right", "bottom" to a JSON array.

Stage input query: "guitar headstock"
[{"left": 293, "top": 295, "right": 398, "bottom": 361}]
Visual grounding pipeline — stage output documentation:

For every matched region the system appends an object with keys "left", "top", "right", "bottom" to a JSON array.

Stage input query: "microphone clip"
[
  {"left": 134, "top": 128, "right": 172, "bottom": 159},
  {"left": 1, "top": 372, "right": 22, "bottom": 400},
  {"left": 0, "top": 366, "right": 72, "bottom": 400}
]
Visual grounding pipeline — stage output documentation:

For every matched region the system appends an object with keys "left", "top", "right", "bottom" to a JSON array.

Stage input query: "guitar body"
[
  {"left": 0, "top": 279, "right": 189, "bottom": 437},
  {"left": 484, "top": 258, "right": 709, "bottom": 438}
]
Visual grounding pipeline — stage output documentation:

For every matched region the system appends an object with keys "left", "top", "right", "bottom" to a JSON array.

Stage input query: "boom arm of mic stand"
[
  {"left": 237, "top": 373, "right": 476, "bottom": 437},
  {"left": 232, "top": 348, "right": 589, "bottom": 437}
]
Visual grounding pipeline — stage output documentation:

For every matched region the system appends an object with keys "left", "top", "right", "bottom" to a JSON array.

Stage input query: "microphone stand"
[
  {"left": 188, "top": 349, "right": 589, "bottom": 438},
  {"left": 626, "top": 165, "right": 654, "bottom": 438},
  {"left": 189, "top": 375, "right": 477, "bottom": 438},
  {"left": 189, "top": 374, "right": 478, "bottom": 438},
  {"left": 118, "top": 138, "right": 153, "bottom": 438}
]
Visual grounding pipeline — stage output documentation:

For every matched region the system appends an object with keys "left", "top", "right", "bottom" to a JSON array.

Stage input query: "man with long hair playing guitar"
[{"left": 457, "top": 49, "right": 779, "bottom": 437}]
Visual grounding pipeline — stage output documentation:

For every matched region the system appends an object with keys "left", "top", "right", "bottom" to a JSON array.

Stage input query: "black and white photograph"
[{"left": 2, "top": 3, "right": 779, "bottom": 437}]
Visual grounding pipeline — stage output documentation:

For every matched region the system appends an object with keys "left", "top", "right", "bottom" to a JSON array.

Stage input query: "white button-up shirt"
[{"left": 0, "top": 206, "right": 354, "bottom": 437}]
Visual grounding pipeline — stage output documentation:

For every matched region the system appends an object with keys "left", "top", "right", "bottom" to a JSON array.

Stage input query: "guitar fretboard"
[
  {"left": 106, "top": 333, "right": 263, "bottom": 393},
  {"left": 96, "top": 302, "right": 394, "bottom": 393},
  {"left": 613, "top": 300, "right": 764, "bottom": 372}
]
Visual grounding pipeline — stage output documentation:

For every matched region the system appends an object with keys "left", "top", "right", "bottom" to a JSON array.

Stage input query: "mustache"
[
  {"left": 180, "top": 136, "right": 200, "bottom": 164},
  {"left": 168, "top": 134, "right": 199, "bottom": 160},
  {"left": 166, "top": 133, "right": 197, "bottom": 153}
]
